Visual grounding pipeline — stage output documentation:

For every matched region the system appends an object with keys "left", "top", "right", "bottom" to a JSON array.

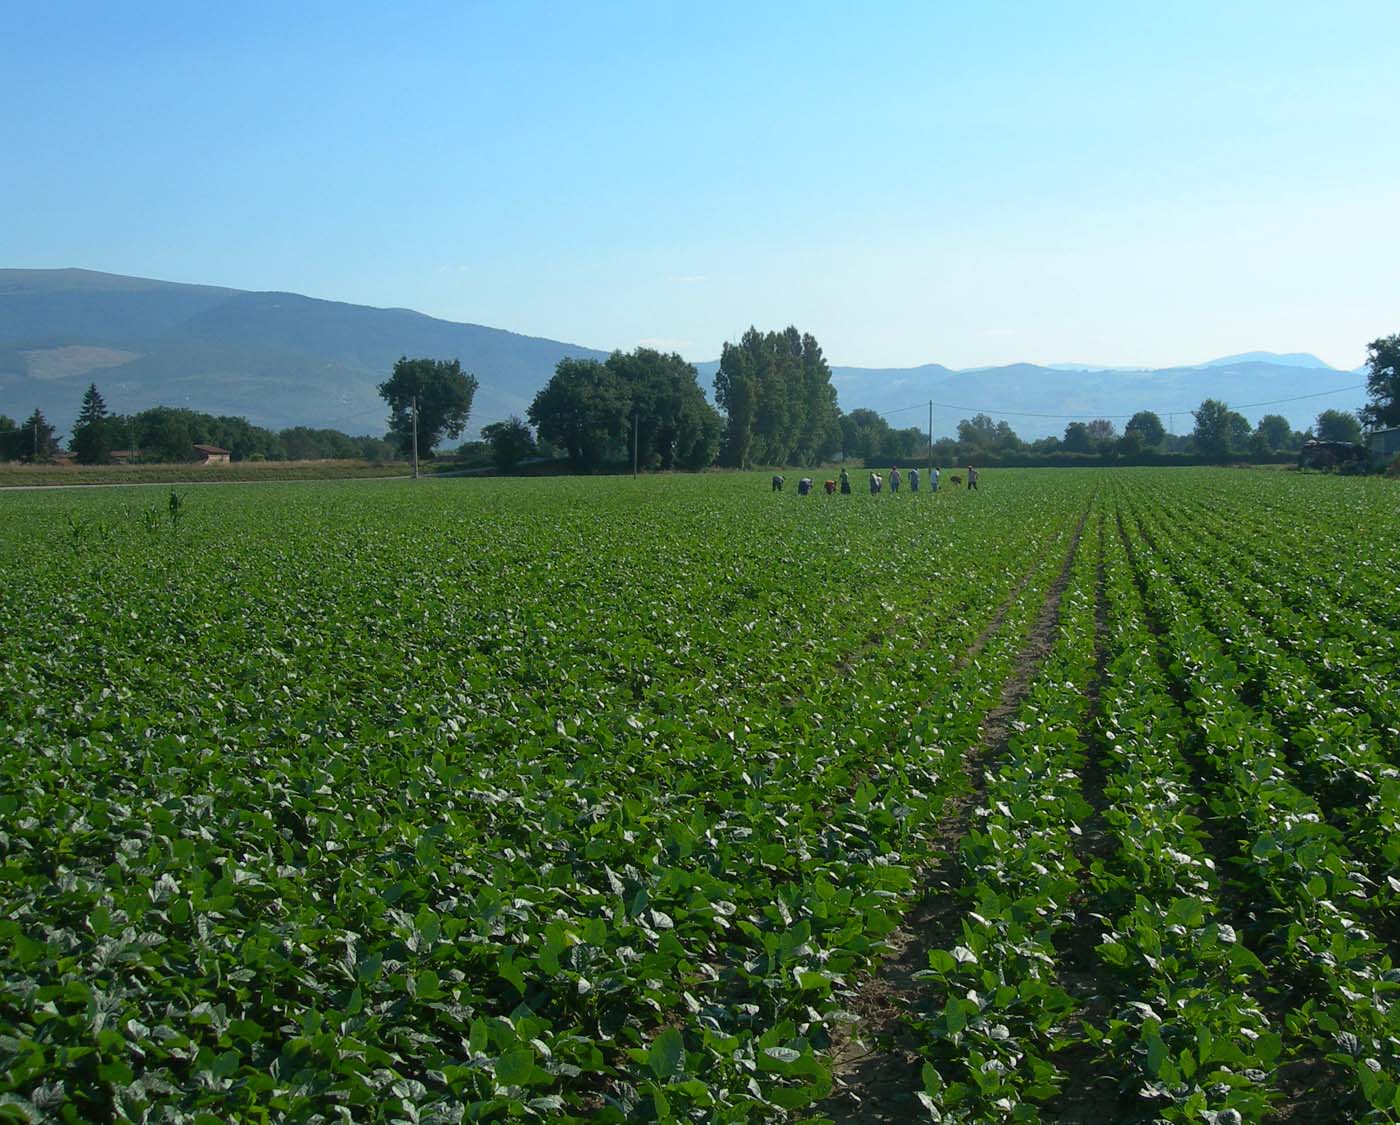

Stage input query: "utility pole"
[
  {"left": 632, "top": 409, "right": 639, "bottom": 477},
  {"left": 33, "top": 416, "right": 38, "bottom": 461},
  {"left": 411, "top": 395, "right": 420, "bottom": 480},
  {"left": 928, "top": 400, "right": 933, "bottom": 474}
]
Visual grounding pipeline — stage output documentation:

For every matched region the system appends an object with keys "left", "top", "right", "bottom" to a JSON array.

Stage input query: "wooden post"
[{"left": 927, "top": 400, "right": 933, "bottom": 474}]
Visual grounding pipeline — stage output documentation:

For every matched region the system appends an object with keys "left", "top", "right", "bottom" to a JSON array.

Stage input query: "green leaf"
[
  {"left": 496, "top": 1047, "right": 535, "bottom": 1087},
  {"left": 648, "top": 1027, "right": 685, "bottom": 1081},
  {"left": 498, "top": 956, "right": 526, "bottom": 996},
  {"left": 1145, "top": 1033, "right": 1168, "bottom": 1078}
]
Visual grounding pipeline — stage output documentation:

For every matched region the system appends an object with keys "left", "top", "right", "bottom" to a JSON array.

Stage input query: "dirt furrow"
[{"left": 817, "top": 506, "right": 1091, "bottom": 1123}]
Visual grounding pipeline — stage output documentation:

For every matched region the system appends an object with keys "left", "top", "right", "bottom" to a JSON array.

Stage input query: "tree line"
[
  {"left": 930, "top": 403, "right": 1353, "bottom": 466},
  {"left": 7, "top": 333, "right": 1398, "bottom": 471},
  {"left": 0, "top": 386, "right": 395, "bottom": 464},
  {"left": 510, "top": 330, "right": 1400, "bottom": 472}
]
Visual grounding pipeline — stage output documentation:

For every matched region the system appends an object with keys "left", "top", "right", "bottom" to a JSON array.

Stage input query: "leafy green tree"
[
  {"left": 278, "top": 426, "right": 360, "bottom": 460},
  {"left": 1227, "top": 412, "right": 1253, "bottom": 452},
  {"left": 1192, "top": 398, "right": 1250, "bottom": 460},
  {"left": 840, "top": 409, "right": 890, "bottom": 462},
  {"left": 674, "top": 400, "right": 723, "bottom": 470},
  {"left": 1255, "top": 413, "right": 1293, "bottom": 451},
  {"left": 1062, "top": 421, "right": 1093, "bottom": 453},
  {"left": 138, "top": 406, "right": 195, "bottom": 462},
  {"left": 957, "top": 414, "right": 1021, "bottom": 456},
  {"left": 1086, "top": 418, "right": 1117, "bottom": 446},
  {"left": 530, "top": 350, "right": 719, "bottom": 472},
  {"left": 207, "top": 415, "right": 280, "bottom": 460},
  {"left": 72, "top": 383, "right": 111, "bottom": 464},
  {"left": 379, "top": 356, "right": 479, "bottom": 457},
  {"left": 482, "top": 416, "right": 537, "bottom": 472},
  {"left": 1124, "top": 410, "right": 1165, "bottom": 447},
  {"left": 529, "top": 358, "right": 631, "bottom": 471},
  {"left": 0, "top": 414, "right": 21, "bottom": 461},
  {"left": 886, "top": 425, "right": 932, "bottom": 462},
  {"left": 607, "top": 348, "right": 721, "bottom": 469},
  {"left": 355, "top": 435, "right": 396, "bottom": 461},
  {"left": 19, "top": 409, "right": 59, "bottom": 462},
  {"left": 1360, "top": 334, "right": 1400, "bottom": 430},
  {"left": 1315, "top": 408, "right": 1362, "bottom": 444}
]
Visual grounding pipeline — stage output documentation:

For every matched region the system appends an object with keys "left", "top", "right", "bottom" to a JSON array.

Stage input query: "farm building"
[
  {"left": 1367, "top": 427, "right": 1400, "bottom": 467},
  {"left": 1298, "top": 439, "right": 1366, "bottom": 471},
  {"left": 192, "top": 443, "right": 231, "bottom": 465}
]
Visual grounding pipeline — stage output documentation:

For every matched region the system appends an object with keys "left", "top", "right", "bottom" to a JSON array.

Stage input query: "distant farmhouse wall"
[{"left": 192, "top": 444, "right": 231, "bottom": 465}]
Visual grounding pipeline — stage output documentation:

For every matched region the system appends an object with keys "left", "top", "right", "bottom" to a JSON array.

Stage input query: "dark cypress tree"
[{"left": 72, "top": 383, "right": 111, "bottom": 464}]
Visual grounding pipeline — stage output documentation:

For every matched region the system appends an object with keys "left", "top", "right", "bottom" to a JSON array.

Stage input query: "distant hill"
[
  {"left": 0, "top": 269, "right": 608, "bottom": 437},
  {"left": 0, "top": 268, "right": 1368, "bottom": 442},
  {"left": 700, "top": 357, "right": 1365, "bottom": 441},
  {"left": 1196, "top": 350, "right": 1334, "bottom": 370}
]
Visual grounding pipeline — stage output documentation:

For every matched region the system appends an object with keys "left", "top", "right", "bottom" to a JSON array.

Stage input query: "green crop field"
[{"left": 2, "top": 469, "right": 1398, "bottom": 1123}]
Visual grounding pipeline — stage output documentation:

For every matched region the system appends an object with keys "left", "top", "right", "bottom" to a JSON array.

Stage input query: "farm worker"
[
  {"left": 930, "top": 466, "right": 940, "bottom": 492},
  {"left": 771, "top": 474, "right": 785, "bottom": 492},
  {"left": 824, "top": 478, "right": 837, "bottom": 495},
  {"left": 909, "top": 466, "right": 919, "bottom": 492},
  {"left": 967, "top": 465, "right": 979, "bottom": 491},
  {"left": 797, "top": 477, "right": 813, "bottom": 495},
  {"left": 839, "top": 468, "right": 851, "bottom": 494},
  {"left": 889, "top": 466, "right": 901, "bottom": 493}
]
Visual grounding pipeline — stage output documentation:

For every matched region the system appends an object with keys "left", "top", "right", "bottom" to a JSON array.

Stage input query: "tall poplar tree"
[{"left": 714, "top": 326, "right": 838, "bottom": 467}]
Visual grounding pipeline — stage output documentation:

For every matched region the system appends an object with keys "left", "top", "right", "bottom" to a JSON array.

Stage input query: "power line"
[{"left": 870, "top": 382, "right": 1366, "bottom": 425}]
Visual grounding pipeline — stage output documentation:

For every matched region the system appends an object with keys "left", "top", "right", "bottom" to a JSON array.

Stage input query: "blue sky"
[{"left": 4, "top": 1, "right": 1397, "bottom": 370}]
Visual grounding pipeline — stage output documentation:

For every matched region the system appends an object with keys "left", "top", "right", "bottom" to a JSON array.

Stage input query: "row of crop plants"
[
  {"left": 901, "top": 499, "right": 1103, "bottom": 1120},
  {"left": 1142, "top": 475, "right": 1400, "bottom": 738},
  {"left": 1123, "top": 488, "right": 1400, "bottom": 905},
  {"left": 528, "top": 499, "right": 1079, "bottom": 1122},
  {"left": 1184, "top": 471, "right": 1400, "bottom": 633},
  {"left": 1080, "top": 500, "right": 1284, "bottom": 1121},
  {"left": 1115, "top": 484, "right": 1400, "bottom": 1120},
  {"left": 1127, "top": 476, "right": 1398, "bottom": 744},
  {"left": 0, "top": 475, "right": 1098, "bottom": 1120},
  {"left": 906, "top": 498, "right": 1283, "bottom": 1122},
  {"left": 899, "top": 476, "right": 1400, "bottom": 1122}
]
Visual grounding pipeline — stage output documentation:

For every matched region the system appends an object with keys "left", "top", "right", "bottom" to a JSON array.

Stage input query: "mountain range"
[{"left": 0, "top": 268, "right": 1368, "bottom": 442}]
